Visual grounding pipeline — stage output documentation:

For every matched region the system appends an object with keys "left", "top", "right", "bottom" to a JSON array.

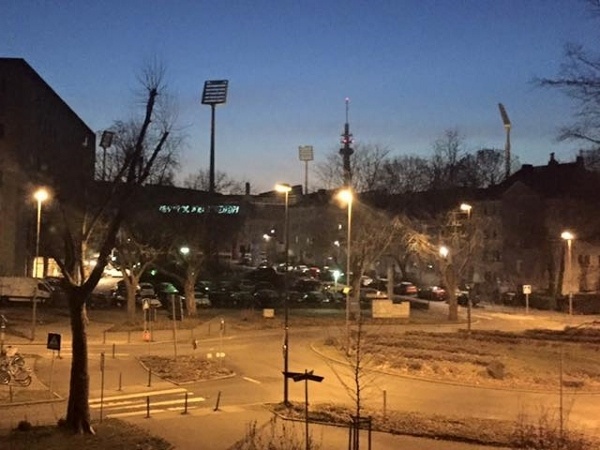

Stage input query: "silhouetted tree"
[
  {"left": 46, "top": 60, "right": 178, "bottom": 434},
  {"left": 183, "top": 169, "right": 245, "bottom": 194},
  {"left": 538, "top": 0, "right": 600, "bottom": 164}
]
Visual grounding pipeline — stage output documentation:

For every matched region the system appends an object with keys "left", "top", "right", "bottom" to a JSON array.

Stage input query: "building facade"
[{"left": 0, "top": 58, "right": 96, "bottom": 276}]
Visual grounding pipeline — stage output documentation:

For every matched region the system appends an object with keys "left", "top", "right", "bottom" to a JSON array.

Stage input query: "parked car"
[
  {"left": 300, "top": 291, "right": 329, "bottom": 306},
  {"left": 253, "top": 289, "right": 279, "bottom": 308},
  {"left": 456, "top": 288, "right": 480, "bottom": 307},
  {"left": 139, "top": 282, "right": 156, "bottom": 298},
  {"left": 393, "top": 282, "right": 418, "bottom": 296},
  {"left": 418, "top": 285, "right": 447, "bottom": 301},
  {"left": 193, "top": 290, "right": 211, "bottom": 308}
]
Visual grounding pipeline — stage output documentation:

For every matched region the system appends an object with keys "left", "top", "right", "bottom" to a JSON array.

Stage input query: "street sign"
[
  {"left": 287, "top": 369, "right": 324, "bottom": 383},
  {"left": 523, "top": 285, "right": 532, "bottom": 294},
  {"left": 47, "top": 333, "right": 61, "bottom": 351}
]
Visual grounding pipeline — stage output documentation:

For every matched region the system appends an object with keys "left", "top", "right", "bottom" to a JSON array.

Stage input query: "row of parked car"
[{"left": 108, "top": 280, "right": 211, "bottom": 309}]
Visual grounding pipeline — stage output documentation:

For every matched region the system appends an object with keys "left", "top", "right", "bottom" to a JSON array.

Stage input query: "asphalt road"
[{"left": 1, "top": 303, "right": 599, "bottom": 449}]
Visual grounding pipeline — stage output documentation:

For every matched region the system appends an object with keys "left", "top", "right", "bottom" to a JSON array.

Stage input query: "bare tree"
[
  {"left": 378, "top": 155, "right": 431, "bottom": 194},
  {"left": 183, "top": 169, "right": 245, "bottom": 194},
  {"left": 538, "top": 1, "right": 600, "bottom": 160},
  {"left": 427, "top": 128, "right": 467, "bottom": 190},
  {"left": 46, "top": 61, "right": 177, "bottom": 434},
  {"left": 316, "top": 143, "right": 390, "bottom": 193},
  {"left": 113, "top": 223, "right": 165, "bottom": 321}
]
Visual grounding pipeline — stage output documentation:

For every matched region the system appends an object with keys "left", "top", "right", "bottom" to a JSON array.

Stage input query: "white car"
[{"left": 194, "top": 291, "right": 211, "bottom": 308}]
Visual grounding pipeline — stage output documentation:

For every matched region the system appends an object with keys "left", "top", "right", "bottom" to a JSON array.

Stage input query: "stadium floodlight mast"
[
  {"left": 201, "top": 80, "right": 229, "bottom": 194},
  {"left": 498, "top": 103, "right": 511, "bottom": 180},
  {"left": 99, "top": 130, "right": 115, "bottom": 181}
]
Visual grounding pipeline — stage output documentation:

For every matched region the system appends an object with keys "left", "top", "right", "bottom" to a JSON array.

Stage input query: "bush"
[
  {"left": 16, "top": 420, "right": 32, "bottom": 432},
  {"left": 510, "top": 409, "right": 597, "bottom": 450}
]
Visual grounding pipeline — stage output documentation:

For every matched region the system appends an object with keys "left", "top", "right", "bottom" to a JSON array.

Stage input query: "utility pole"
[{"left": 339, "top": 98, "right": 354, "bottom": 187}]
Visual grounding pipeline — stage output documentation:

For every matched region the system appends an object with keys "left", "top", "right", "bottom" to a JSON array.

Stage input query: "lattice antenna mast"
[
  {"left": 339, "top": 97, "right": 354, "bottom": 187},
  {"left": 498, "top": 103, "right": 512, "bottom": 180}
]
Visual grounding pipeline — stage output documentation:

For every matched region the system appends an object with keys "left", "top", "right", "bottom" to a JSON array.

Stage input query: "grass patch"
[
  {"left": 316, "top": 328, "right": 600, "bottom": 391},
  {"left": 0, "top": 419, "right": 173, "bottom": 450},
  {"left": 139, "top": 355, "right": 233, "bottom": 383},
  {"left": 270, "top": 402, "right": 600, "bottom": 449}
]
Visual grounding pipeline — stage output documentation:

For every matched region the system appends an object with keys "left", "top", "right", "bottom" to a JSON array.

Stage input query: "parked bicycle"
[{"left": 0, "top": 346, "right": 32, "bottom": 387}]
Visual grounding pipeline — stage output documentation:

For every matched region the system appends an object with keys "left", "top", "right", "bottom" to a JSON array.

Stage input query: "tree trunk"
[
  {"left": 184, "top": 278, "right": 197, "bottom": 316},
  {"left": 126, "top": 280, "right": 137, "bottom": 321},
  {"left": 66, "top": 292, "right": 94, "bottom": 434},
  {"left": 445, "top": 265, "right": 458, "bottom": 321}
]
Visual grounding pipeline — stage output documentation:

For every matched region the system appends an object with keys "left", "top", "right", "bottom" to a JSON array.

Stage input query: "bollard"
[
  {"left": 214, "top": 390, "right": 221, "bottom": 411},
  {"left": 112, "top": 343, "right": 116, "bottom": 359},
  {"left": 182, "top": 392, "right": 189, "bottom": 415},
  {"left": 118, "top": 372, "right": 122, "bottom": 391},
  {"left": 383, "top": 389, "right": 387, "bottom": 418},
  {"left": 147, "top": 368, "right": 152, "bottom": 387},
  {"left": 146, "top": 396, "right": 150, "bottom": 418}
]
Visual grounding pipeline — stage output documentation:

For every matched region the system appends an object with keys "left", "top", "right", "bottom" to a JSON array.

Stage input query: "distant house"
[{"left": 0, "top": 58, "right": 96, "bottom": 276}]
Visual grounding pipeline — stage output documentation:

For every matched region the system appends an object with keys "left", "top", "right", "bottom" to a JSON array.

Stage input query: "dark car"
[
  {"left": 393, "top": 282, "right": 418, "bottom": 296},
  {"left": 253, "top": 289, "right": 280, "bottom": 308},
  {"left": 299, "top": 291, "right": 329, "bottom": 306}
]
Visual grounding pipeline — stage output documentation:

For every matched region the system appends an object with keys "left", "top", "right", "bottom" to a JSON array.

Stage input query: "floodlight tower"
[
  {"left": 498, "top": 103, "right": 511, "bottom": 180},
  {"left": 339, "top": 98, "right": 354, "bottom": 187},
  {"left": 202, "top": 80, "right": 229, "bottom": 194}
]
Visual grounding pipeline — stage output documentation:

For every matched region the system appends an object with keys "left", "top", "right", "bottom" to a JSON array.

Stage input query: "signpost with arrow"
[{"left": 285, "top": 369, "right": 324, "bottom": 450}]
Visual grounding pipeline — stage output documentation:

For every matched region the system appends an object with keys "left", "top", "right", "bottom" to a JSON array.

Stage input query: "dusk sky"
[{"left": 3, "top": 1, "right": 599, "bottom": 193}]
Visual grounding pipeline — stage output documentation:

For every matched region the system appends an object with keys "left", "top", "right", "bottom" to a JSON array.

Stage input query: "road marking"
[
  {"left": 242, "top": 376, "right": 261, "bottom": 385},
  {"left": 89, "top": 388, "right": 187, "bottom": 403},
  {"left": 91, "top": 396, "right": 205, "bottom": 410}
]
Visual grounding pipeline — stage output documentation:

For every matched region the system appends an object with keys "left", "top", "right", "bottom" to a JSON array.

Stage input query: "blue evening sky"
[{"left": 2, "top": 1, "right": 598, "bottom": 193}]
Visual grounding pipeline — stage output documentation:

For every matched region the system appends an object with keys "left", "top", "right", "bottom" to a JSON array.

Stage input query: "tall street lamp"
[
  {"left": 32, "top": 188, "right": 48, "bottom": 342},
  {"left": 337, "top": 188, "right": 353, "bottom": 353},
  {"left": 33, "top": 188, "right": 49, "bottom": 278},
  {"left": 561, "top": 231, "right": 575, "bottom": 315},
  {"left": 275, "top": 183, "right": 292, "bottom": 404}
]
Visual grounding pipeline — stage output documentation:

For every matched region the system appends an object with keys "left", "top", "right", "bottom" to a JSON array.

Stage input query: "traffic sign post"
[
  {"left": 288, "top": 369, "right": 324, "bottom": 450},
  {"left": 523, "top": 285, "right": 532, "bottom": 314},
  {"left": 46, "top": 333, "right": 61, "bottom": 351}
]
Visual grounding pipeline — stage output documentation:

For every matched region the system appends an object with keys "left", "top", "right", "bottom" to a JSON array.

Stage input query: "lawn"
[
  {"left": 0, "top": 419, "right": 172, "bottom": 450},
  {"left": 317, "top": 327, "right": 600, "bottom": 392}
]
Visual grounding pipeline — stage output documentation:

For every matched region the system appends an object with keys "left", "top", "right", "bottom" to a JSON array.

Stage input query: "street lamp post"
[
  {"left": 32, "top": 188, "right": 48, "bottom": 342},
  {"left": 275, "top": 183, "right": 292, "bottom": 404},
  {"left": 34, "top": 188, "right": 49, "bottom": 278},
  {"left": 561, "top": 231, "right": 575, "bottom": 315},
  {"left": 337, "top": 189, "right": 353, "bottom": 353}
]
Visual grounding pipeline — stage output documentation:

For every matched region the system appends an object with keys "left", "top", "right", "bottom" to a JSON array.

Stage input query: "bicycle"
[{"left": 0, "top": 347, "right": 32, "bottom": 387}]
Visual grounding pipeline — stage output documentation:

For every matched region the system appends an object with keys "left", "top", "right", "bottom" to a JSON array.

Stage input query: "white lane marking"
[
  {"left": 89, "top": 388, "right": 187, "bottom": 403},
  {"left": 91, "top": 396, "right": 205, "bottom": 410},
  {"left": 242, "top": 376, "right": 261, "bottom": 385}
]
